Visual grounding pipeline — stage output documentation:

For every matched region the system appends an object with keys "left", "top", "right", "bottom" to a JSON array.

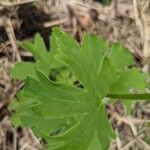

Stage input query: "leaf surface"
[
  {"left": 47, "top": 101, "right": 115, "bottom": 150},
  {"left": 10, "top": 62, "right": 37, "bottom": 80},
  {"left": 10, "top": 28, "right": 149, "bottom": 150},
  {"left": 109, "top": 43, "right": 134, "bottom": 70},
  {"left": 11, "top": 33, "right": 60, "bottom": 80}
]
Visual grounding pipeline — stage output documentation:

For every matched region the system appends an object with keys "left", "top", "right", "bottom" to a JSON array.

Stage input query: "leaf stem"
[{"left": 107, "top": 93, "right": 150, "bottom": 100}]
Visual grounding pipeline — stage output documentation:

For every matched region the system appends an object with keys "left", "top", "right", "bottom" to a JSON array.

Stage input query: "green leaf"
[
  {"left": 10, "top": 28, "right": 149, "bottom": 149},
  {"left": 10, "top": 62, "right": 37, "bottom": 80},
  {"left": 54, "top": 28, "right": 116, "bottom": 98},
  {"left": 49, "top": 31, "right": 62, "bottom": 68},
  {"left": 23, "top": 71, "right": 96, "bottom": 118},
  {"left": 21, "top": 34, "right": 51, "bottom": 75},
  {"left": 109, "top": 44, "right": 147, "bottom": 114},
  {"left": 109, "top": 43, "right": 134, "bottom": 70},
  {"left": 110, "top": 68, "right": 147, "bottom": 94},
  {"left": 10, "top": 95, "right": 69, "bottom": 136},
  {"left": 22, "top": 33, "right": 49, "bottom": 63},
  {"left": 47, "top": 101, "right": 115, "bottom": 150},
  {"left": 109, "top": 68, "right": 147, "bottom": 114},
  {"left": 11, "top": 33, "right": 61, "bottom": 80},
  {"left": 10, "top": 89, "right": 77, "bottom": 136},
  {"left": 11, "top": 28, "right": 117, "bottom": 149},
  {"left": 97, "top": 57, "right": 118, "bottom": 98}
]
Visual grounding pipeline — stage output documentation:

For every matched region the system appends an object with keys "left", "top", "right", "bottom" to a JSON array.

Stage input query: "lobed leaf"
[
  {"left": 11, "top": 33, "right": 60, "bottom": 80},
  {"left": 10, "top": 28, "right": 150, "bottom": 150}
]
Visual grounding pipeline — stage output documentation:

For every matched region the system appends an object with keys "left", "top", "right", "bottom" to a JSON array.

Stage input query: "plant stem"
[{"left": 107, "top": 93, "right": 150, "bottom": 100}]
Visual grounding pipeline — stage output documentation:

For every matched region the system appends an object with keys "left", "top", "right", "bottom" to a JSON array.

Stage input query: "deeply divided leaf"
[{"left": 10, "top": 28, "right": 149, "bottom": 150}]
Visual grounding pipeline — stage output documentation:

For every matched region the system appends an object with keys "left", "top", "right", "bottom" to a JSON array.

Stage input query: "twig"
[
  {"left": 132, "top": 0, "right": 150, "bottom": 72},
  {"left": 142, "top": 1, "right": 150, "bottom": 70},
  {"left": 0, "top": 81, "right": 18, "bottom": 110},
  {"left": 0, "top": 0, "right": 38, "bottom": 7},
  {"left": 111, "top": 112, "right": 150, "bottom": 125},
  {"left": 11, "top": 128, "right": 17, "bottom": 150},
  {"left": 20, "top": 143, "right": 38, "bottom": 150},
  {"left": 4, "top": 17, "right": 21, "bottom": 62},
  {"left": 120, "top": 133, "right": 145, "bottom": 150},
  {"left": 127, "top": 118, "right": 137, "bottom": 136},
  {"left": 28, "top": 128, "right": 42, "bottom": 149},
  {"left": 132, "top": 0, "right": 144, "bottom": 41},
  {"left": 136, "top": 137, "right": 150, "bottom": 150},
  {"left": 69, "top": 0, "right": 99, "bottom": 10},
  {"left": 116, "top": 136, "right": 122, "bottom": 150},
  {"left": 121, "top": 139, "right": 136, "bottom": 150},
  {"left": 44, "top": 17, "right": 69, "bottom": 28}
]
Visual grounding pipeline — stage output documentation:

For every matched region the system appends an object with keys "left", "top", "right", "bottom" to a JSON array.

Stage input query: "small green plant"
[{"left": 10, "top": 28, "right": 150, "bottom": 150}]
